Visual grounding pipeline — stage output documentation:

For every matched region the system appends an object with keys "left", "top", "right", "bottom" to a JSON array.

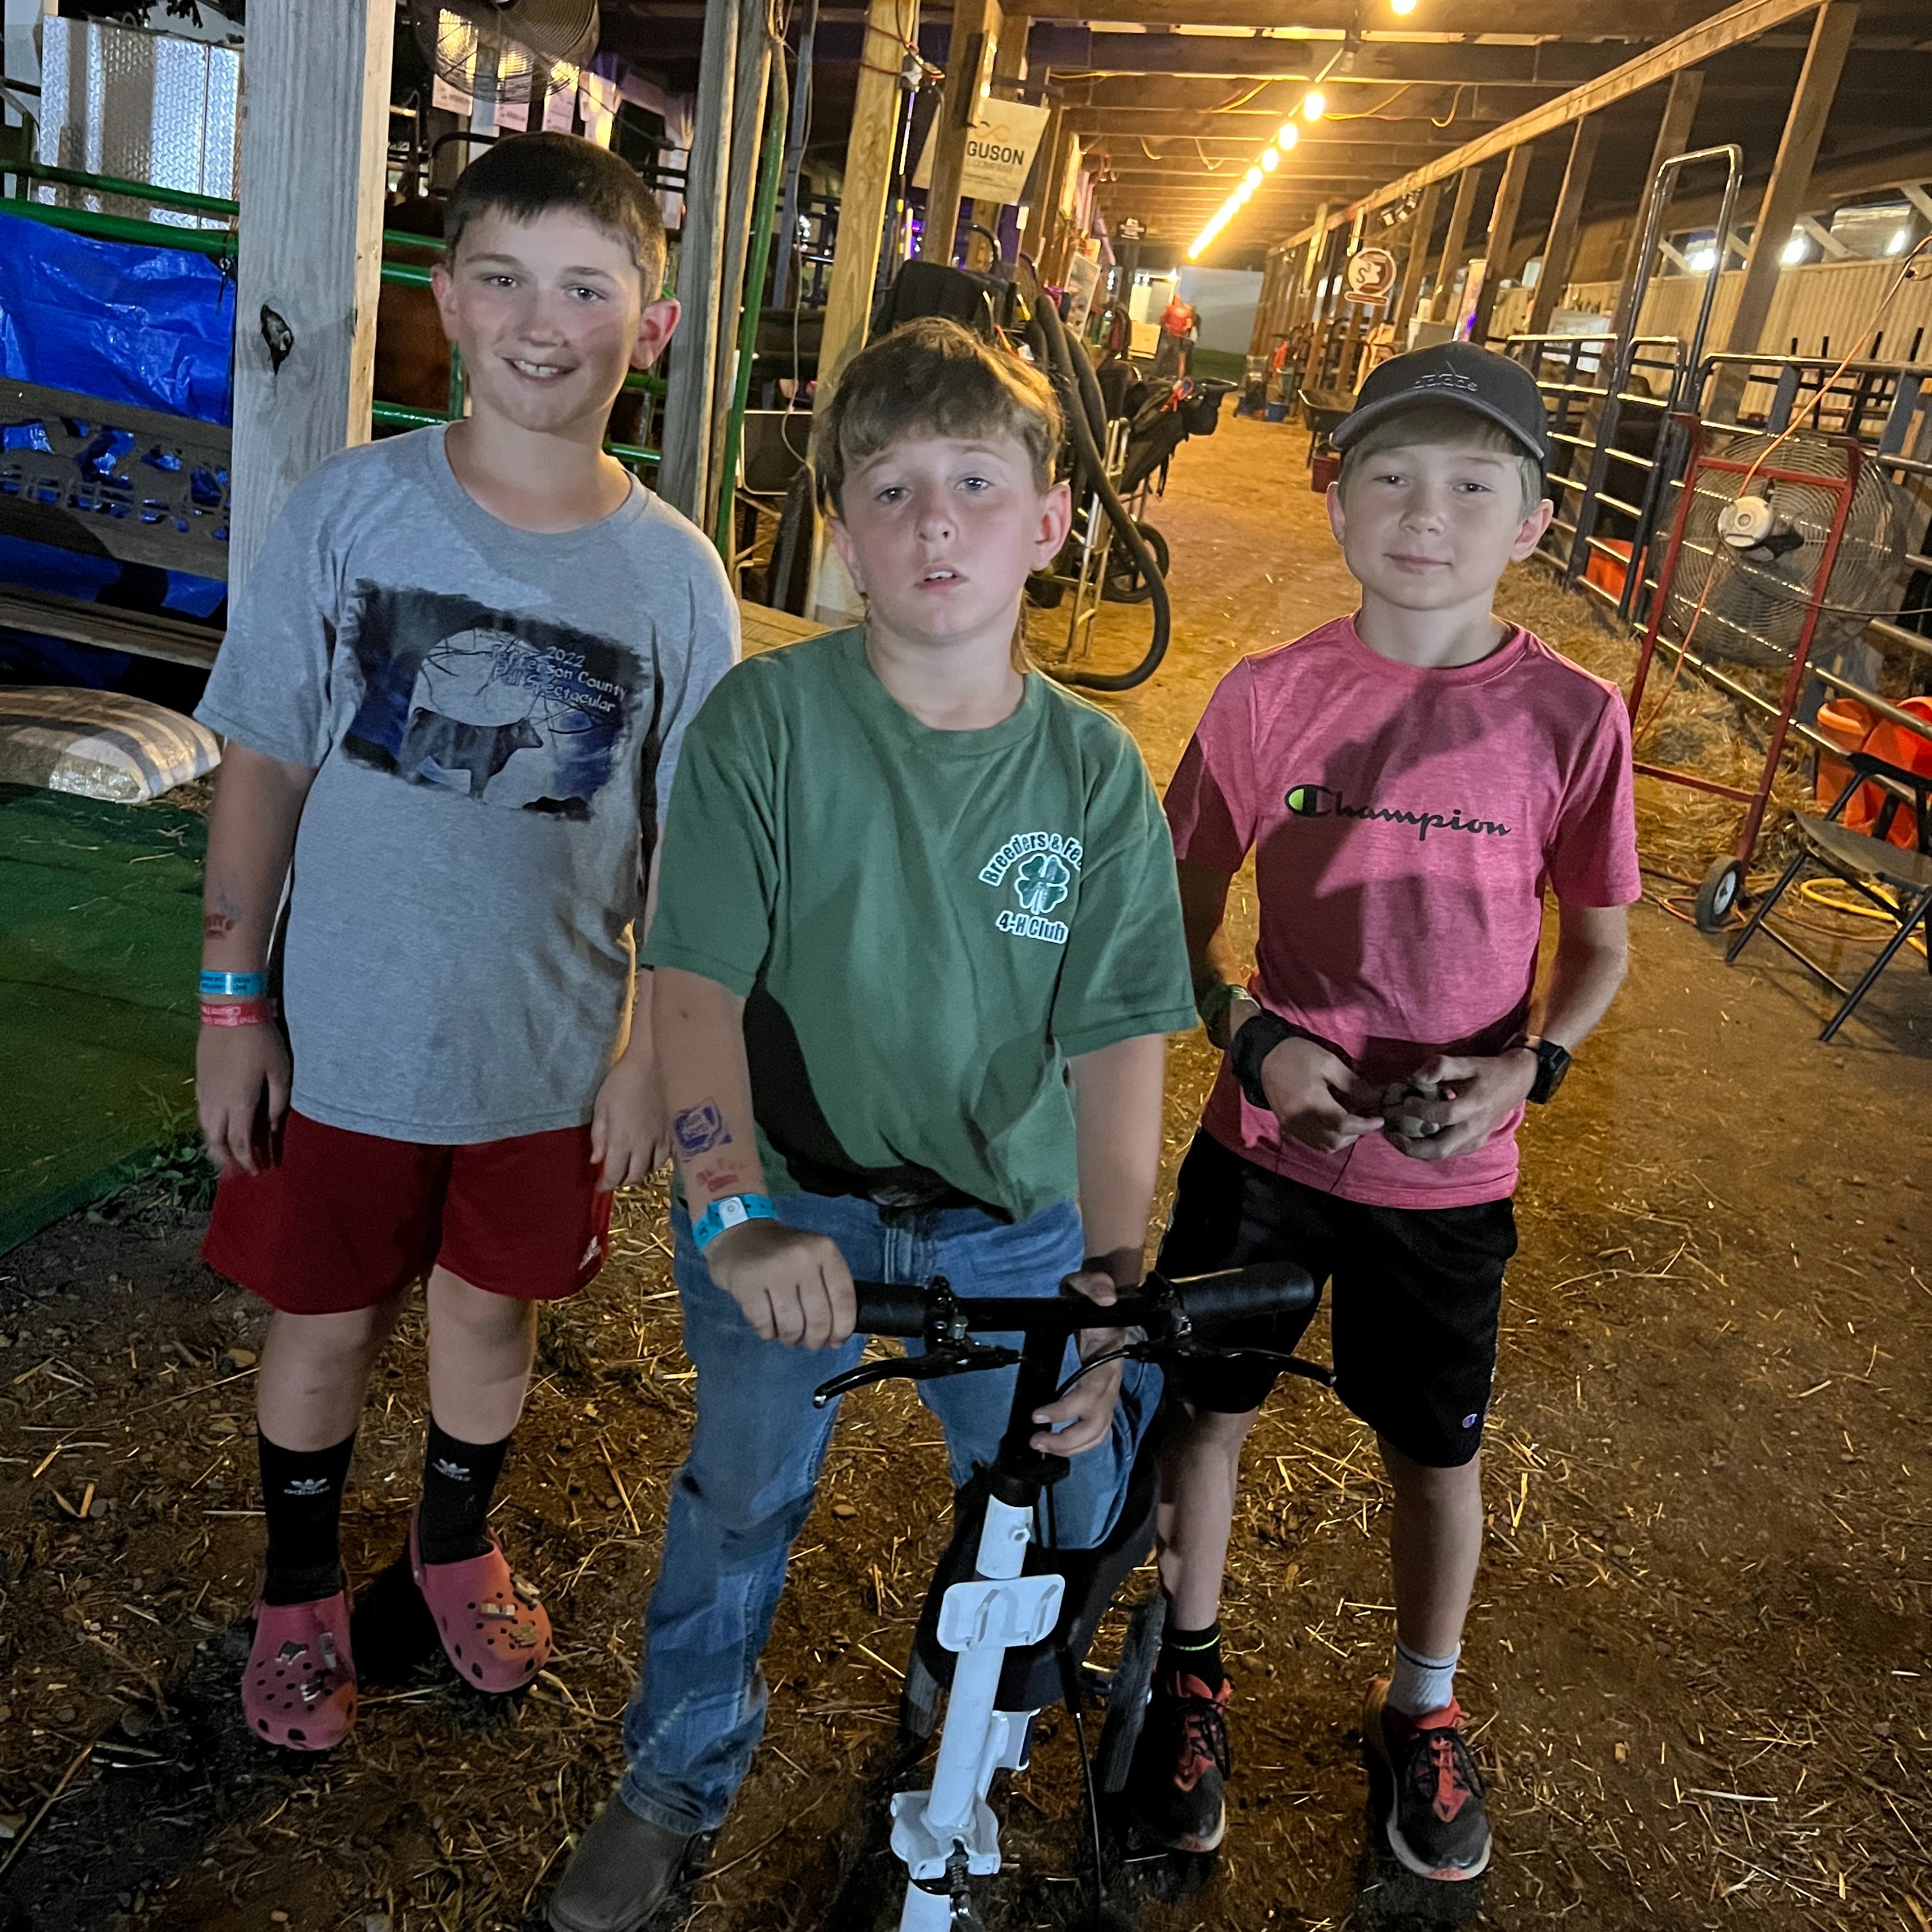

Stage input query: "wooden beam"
[
  {"left": 708, "top": 0, "right": 774, "bottom": 535},
  {"left": 808, "top": 0, "right": 912, "bottom": 620},
  {"left": 1471, "top": 141, "right": 1535, "bottom": 341},
  {"left": 229, "top": 0, "right": 394, "bottom": 586},
  {"left": 1019, "top": 98, "right": 1066, "bottom": 264},
  {"left": 1023, "top": 1, "right": 1724, "bottom": 31},
  {"left": 969, "top": 9, "right": 1029, "bottom": 268},
  {"left": 1721, "top": 1, "right": 1860, "bottom": 363},
  {"left": 1432, "top": 167, "right": 1482, "bottom": 321},
  {"left": 1528, "top": 113, "right": 1602, "bottom": 332},
  {"left": 1057, "top": 44, "right": 1637, "bottom": 100},
  {"left": 659, "top": 0, "right": 737, "bottom": 522},
  {"left": 1392, "top": 178, "right": 1441, "bottom": 337},
  {"left": 1607, "top": 68, "right": 1703, "bottom": 342},
  {"left": 919, "top": 0, "right": 998, "bottom": 264},
  {"left": 1323, "top": 0, "right": 1828, "bottom": 224}
]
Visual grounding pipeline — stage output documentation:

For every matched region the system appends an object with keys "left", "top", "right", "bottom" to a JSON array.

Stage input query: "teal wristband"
[
  {"left": 200, "top": 969, "right": 266, "bottom": 999},
  {"left": 692, "top": 1193, "right": 778, "bottom": 1252}
]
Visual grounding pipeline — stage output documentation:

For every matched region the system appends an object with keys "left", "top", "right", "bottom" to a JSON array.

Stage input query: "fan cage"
[{"left": 418, "top": 2, "right": 599, "bottom": 106}]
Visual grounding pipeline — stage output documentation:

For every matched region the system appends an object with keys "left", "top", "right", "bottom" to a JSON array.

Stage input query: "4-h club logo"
[{"left": 980, "top": 831, "right": 1084, "bottom": 946}]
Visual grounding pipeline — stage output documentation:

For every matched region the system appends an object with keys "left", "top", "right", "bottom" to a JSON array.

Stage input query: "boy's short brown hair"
[
  {"left": 1337, "top": 401, "right": 1545, "bottom": 516},
  {"left": 815, "top": 318, "right": 1062, "bottom": 514},
  {"left": 445, "top": 132, "right": 667, "bottom": 296}
]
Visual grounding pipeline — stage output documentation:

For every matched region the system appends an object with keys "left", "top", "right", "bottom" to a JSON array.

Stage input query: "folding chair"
[{"left": 1726, "top": 749, "right": 1932, "bottom": 1042}]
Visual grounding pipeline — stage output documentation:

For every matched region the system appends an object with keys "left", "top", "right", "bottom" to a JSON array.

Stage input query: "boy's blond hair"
[
  {"left": 1337, "top": 401, "right": 1544, "bottom": 516},
  {"left": 813, "top": 318, "right": 1062, "bottom": 514}
]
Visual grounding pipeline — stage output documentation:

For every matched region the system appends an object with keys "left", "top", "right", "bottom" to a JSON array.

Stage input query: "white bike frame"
[{"left": 889, "top": 1494, "right": 1063, "bottom": 1930}]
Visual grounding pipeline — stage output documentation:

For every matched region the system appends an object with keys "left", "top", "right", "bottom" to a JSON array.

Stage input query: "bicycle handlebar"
[{"left": 848, "top": 1261, "right": 1315, "bottom": 1344}]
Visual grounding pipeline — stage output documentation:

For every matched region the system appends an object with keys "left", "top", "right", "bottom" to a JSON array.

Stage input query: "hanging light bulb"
[
  {"left": 1243, "top": 166, "right": 1264, "bottom": 190},
  {"left": 1391, "top": 0, "right": 1418, "bottom": 13},
  {"left": 1261, "top": 147, "right": 1279, "bottom": 172},
  {"left": 1277, "top": 123, "right": 1298, "bottom": 151},
  {"left": 1303, "top": 90, "right": 1326, "bottom": 121}
]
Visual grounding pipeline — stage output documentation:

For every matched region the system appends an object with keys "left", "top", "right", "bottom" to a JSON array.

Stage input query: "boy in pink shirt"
[{"left": 1126, "top": 344, "right": 1639, "bottom": 1883}]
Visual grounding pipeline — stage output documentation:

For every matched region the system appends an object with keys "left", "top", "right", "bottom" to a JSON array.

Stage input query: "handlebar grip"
[
  {"left": 850, "top": 1282, "right": 931, "bottom": 1338},
  {"left": 1168, "top": 1261, "right": 1317, "bottom": 1329}
]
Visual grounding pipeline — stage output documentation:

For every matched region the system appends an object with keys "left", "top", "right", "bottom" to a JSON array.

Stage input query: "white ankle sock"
[{"left": 1388, "top": 1638, "right": 1459, "bottom": 1718}]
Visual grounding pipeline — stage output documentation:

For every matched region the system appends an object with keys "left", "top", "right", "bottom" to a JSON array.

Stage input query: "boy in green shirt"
[{"left": 549, "top": 318, "right": 1197, "bottom": 1931}]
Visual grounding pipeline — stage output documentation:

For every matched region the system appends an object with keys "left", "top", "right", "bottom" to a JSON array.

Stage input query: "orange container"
[
  {"left": 1814, "top": 696, "right": 1876, "bottom": 809},
  {"left": 1584, "top": 539, "right": 1632, "bottom": 600},
  {"left": 1848, "top": 697, "right": 1932, "bottom": 850}
]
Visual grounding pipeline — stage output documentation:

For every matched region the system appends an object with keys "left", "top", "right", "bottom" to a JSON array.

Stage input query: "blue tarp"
[{"left": 0, "top": 210, "right": 236, "bottom": 424}]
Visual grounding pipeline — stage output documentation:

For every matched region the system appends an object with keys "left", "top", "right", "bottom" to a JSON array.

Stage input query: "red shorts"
[{"left": 203, "top": 1110, "right": 613, "bottom": 1315}]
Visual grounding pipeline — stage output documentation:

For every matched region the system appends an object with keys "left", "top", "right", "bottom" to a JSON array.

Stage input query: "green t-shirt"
[{"left": 644, "top": 626, "right": 1196, "bottom": 1222}]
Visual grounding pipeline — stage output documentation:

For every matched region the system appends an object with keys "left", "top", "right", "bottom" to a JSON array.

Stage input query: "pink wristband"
[{"left": 200, "top": 997, "right": 272, "bottom": 1027}]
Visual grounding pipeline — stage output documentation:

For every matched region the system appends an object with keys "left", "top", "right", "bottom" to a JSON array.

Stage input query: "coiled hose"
[{"left": 1027, "top": 293, "right": 1171, "bottom": 692}]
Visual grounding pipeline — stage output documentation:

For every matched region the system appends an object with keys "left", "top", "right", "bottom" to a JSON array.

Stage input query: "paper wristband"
[
  {"left": 200, "top": 998, "right": 272, "bottom": 1027},
  {"left": 199, "top": 969, "right": 267, "bottom": 999}
]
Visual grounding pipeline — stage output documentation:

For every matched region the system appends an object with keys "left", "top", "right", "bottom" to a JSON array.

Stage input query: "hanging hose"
[{"left": 1028, "top": 293, "right": 1172, "bottom": 692}]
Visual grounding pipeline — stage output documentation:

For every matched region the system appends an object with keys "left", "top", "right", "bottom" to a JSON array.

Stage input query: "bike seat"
[{"left": 910, "top": 1422, "right": 1162, "bottom": 1712}]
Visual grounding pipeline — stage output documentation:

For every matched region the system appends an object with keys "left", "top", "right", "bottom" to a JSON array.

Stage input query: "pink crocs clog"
[
  {"left": 243, "top": 1593, "right": 356, "bottom": 1751},
  {"left": 408, "top": 1510, "right": 551, "bottom": 1692}
]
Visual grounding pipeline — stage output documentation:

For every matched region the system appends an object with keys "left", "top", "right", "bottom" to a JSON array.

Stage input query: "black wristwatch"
[
  {"left": 1230, "top": 1010, "right": 1300, "bottom": 1108},
  {"left": 1522, "top": 1035, "right": 1572, "bottom": 1105}
]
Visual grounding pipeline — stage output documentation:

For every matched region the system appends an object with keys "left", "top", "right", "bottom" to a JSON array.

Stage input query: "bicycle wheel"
[
  {"left": 1093, "top": 1591, "right": 1168, "bottom": 1794},
  {"left": 1101, "top": 522, "right": 1169, "bottom": 604}
]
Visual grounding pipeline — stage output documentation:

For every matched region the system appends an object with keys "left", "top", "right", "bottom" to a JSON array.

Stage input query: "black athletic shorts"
[{"left": 1156, "top": 1130, "right": 1517, "bottom": 1469}]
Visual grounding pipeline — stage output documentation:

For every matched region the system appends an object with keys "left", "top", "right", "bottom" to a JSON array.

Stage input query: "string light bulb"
[
  {"left": 1277, "top": 123, "right": 1299, "bottom": 151},
  {"left": 1391, "top": 0, "right": 1418, "bottom": 13},
  {"left": 1261, "top": 147, "right": 1279, "bottom": 171},
  {"left": 1303, "top": 90, "right": 1326, "bottom": 121}
]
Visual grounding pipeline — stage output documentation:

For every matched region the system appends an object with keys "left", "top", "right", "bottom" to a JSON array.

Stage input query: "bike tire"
[
  {"left": 1102, "top": 521, "right": 1170, "bottom": 604},
  {"left": 1094, "top": 1591, "right": 1168, "bottom": 1795}
]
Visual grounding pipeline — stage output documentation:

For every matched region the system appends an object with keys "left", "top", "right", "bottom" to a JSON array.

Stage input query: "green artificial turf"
[{"left": 0, "top": 783, "right": 205, "bottom": 1252}]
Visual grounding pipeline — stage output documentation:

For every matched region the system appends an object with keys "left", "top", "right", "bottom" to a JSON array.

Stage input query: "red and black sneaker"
[
  {"left": 1363, "top": 1678, "right": 1492, "bottom": 1880},
  {"left": 1123, "top": 1671, "right": 1234, "bottom": 1853}
]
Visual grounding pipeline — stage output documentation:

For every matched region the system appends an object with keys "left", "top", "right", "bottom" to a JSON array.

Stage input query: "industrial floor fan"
[{"left": 1625, "top": 420, "right": 1911, "bottom": 929}]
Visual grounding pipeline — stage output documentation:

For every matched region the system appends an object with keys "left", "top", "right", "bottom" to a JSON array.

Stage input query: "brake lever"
[
  {"left": 813, "top": 1342, "right": 1022, "bottom": 1409},
  {"left": 1168, "top": 1342, "right": 1336, "bottom": 1389}
]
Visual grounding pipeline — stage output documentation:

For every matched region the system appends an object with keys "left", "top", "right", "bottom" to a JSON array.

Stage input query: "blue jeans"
[{"left": 618, "top": 1191, "right": 1162, "bottom": 1835}]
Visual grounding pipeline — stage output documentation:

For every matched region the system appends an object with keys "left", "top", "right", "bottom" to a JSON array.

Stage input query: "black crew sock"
[
  {"left": 1160, "top": 1613, "right": 1227, "bottom": 1694},
  {"left": 258, "top": 1429, "right": 356, "bottom": 1607},
  {"left": 417, "top": 1420, "right": 512, "bottom": 1565}
]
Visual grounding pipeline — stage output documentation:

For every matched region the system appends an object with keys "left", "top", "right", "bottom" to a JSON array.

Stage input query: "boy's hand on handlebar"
[
  {"left": 1384, "top": 1050, "right": 1536, "bottom": 1160},
  {"left": 1258, "top": 1036, "right": 1385, "bottom": 1153},
  {"left": 705, "top": 1220, "right": 857, "bottom": 1350},
  {"left": 1029, "top": 1267, "right": 1125, "bottom": 1458}
]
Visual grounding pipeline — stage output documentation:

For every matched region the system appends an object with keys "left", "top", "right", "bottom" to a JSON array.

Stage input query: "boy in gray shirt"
[{"left": 193, "top": 135, "right": 737, "bottom": 1751}]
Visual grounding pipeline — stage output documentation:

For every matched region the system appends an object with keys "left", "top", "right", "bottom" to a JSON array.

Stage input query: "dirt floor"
[{"left": 1, "top": 414, "right": 1929, "bottom": 1932}]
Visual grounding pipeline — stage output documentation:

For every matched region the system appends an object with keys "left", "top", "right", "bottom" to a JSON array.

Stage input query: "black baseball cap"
[{"left": 1332, "top": 341, "right": 1549, "bottom": 472}]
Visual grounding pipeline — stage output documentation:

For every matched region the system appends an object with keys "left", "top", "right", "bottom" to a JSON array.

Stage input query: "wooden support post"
[
  {"left": 1472, "top": 142, "right": 1535, "bottom": 342},
  {"left": 1038, "top": 119, "right": 1081, "bottom": 285},
  {"left": 1432, "top": 167, "right": 1482, "bottom": 321},
  {"left": 1019, "top": 99, "right": 1064, "bottom": 267},
  {"left": 919, "top": 0, "right": 997, "bottom": 265},
  {"left": 1721, "top": 2, "right": 1859, "bottom": 368},
  {"left": 1299, "top": 218, "right": 1347, "bottom": 400},
  {"left": 1301, "top": 201, "right": 1330, "bottom": 298},
  {"left": 229, "top": 0, "right": 394, "bottom": 588},
  {"left": 1607, "top": 68, "right": 1704, "bottom": 344},
  {"left": 1528, "top": 114, "right": 1602, "bottom": 334},
  {"left": 707, "top": 0, "right": 774, "bottom": 535},
  {"left": 658, "top": 0, "right": 738, "bottom": 523},
  {"left": 1391, "top": 178, "right": 1441, "bottom": 341},
  {"left": 808, "top": 0, "right": 915, "bottom": 620},
  {"left": 968, "top": 10, "right": 1028, "bottom": 270}
]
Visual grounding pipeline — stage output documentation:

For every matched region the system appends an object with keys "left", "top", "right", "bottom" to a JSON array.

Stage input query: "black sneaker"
[
  {"left": 1363, "top": 1678, "right": 1492, "bottom": 1881},
  {"left": 1123, "top": 1670, "right": 1233, "bottom": 1853}
]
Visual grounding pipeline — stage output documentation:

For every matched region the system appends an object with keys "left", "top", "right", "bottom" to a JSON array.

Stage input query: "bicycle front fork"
[{"left": 891, "top": 1489, "right": 1061, "bottom": 1931}]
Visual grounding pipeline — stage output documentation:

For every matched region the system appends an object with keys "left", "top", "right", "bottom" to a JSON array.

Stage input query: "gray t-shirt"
[{"left": 196, "top": 426, "right": 739, "bottom": 1142}]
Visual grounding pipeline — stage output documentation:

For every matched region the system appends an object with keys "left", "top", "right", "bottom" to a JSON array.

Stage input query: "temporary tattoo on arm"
[
  {"left": 203, "top": 910, "right": 236, "bottom": 939},
  {"left": 692, "top": 1161, "right": 745, "bottom": 1195},
  {"left": 672, "top": 1101, "right": 732, "bottom": 1158}
]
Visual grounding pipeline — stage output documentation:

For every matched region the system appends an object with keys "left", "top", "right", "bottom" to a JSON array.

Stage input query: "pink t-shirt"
[{"left": 1165, "top": 615, "right": 1640, "bottom": 1209}]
